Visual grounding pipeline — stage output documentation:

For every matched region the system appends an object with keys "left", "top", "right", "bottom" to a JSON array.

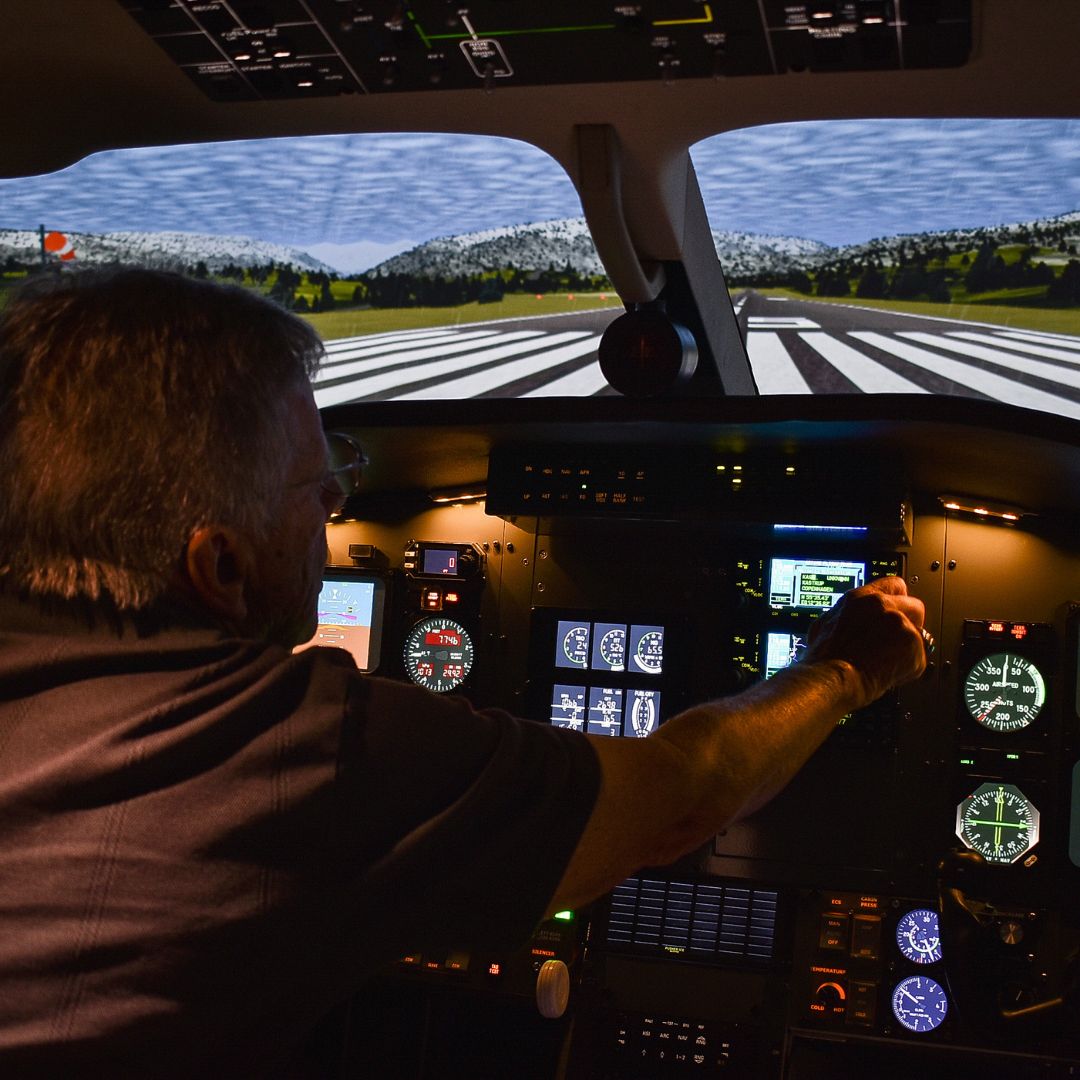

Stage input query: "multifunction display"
[{"left": 768, "top": 558, "right": 865, "bottom": 610}]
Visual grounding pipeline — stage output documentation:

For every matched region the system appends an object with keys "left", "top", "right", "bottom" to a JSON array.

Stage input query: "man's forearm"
[{"left": 652, "top": 659, "right": 860, "bottom": 845}]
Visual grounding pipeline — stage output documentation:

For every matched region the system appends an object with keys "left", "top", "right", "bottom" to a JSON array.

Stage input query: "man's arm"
[{"left": 546, "top": 577, "right": 925, "bottom": 914}]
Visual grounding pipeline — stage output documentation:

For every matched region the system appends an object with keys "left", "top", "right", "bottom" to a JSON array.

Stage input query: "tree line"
[{"left": 763, "top": 242, "right": 1080, "bottom": 306}]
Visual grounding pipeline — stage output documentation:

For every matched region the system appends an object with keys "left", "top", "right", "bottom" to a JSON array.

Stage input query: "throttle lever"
[{"left": 937, "top": 850, "right": 1077, "bottom": 1037}]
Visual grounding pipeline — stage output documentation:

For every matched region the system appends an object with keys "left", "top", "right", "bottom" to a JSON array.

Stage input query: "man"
[{"left": 0, "top": 269, "right": 926, "bottom": 1076}]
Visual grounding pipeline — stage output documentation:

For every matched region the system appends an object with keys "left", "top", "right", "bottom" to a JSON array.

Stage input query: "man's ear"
[{"left": 184, "top": 525, "right": 254, "bottom": 628}]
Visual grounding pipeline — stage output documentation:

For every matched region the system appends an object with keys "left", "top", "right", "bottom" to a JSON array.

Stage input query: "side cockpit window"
[{"left": 691, "top": 118, "right": 1080, "bottom": 420}]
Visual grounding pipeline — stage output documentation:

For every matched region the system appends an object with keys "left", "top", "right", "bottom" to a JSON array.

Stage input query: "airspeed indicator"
[{"left": 963, "top": 653, "right": 1045, "bottom": 732}]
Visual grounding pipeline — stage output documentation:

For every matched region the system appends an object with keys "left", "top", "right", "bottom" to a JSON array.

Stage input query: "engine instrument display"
[
  {"left": 955, "top": 783, "right": 1041, "bottom": 865},
  {"left": 963, "top": 653, "right": 1046, "bottom": 732},
  {"left": 403, "top": 616, "right": 474, "bottom": 692},
  {"left": 891, "top": 976, "right": 949, "bottom": 1033},
  {"left": 896, "top": 909, "right": 942, "bottom": 965},
  {"left": 555, "top": 620, "right": 665, "bottom": 675}
]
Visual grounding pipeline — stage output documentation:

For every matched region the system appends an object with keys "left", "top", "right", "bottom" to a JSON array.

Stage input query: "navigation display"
[
  {"left": 765, "top": 632, "right": 807, "bottom": 679},
  {"left": 294, "top": 573, "right": 386, "bottom": 672},
  {"left": 769, "top": 558, "right": 865, "bottom": 610}
]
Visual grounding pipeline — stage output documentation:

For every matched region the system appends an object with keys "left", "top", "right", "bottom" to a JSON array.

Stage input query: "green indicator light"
[
  {"left": 960, "top": 758, "right": 975, "bottom": 766},
  {"left": 1006, "top": 753, "right": 1021, "bottom": 760},
  {"left": 553, "top": 910, "right": 574, "bottom": 922}
]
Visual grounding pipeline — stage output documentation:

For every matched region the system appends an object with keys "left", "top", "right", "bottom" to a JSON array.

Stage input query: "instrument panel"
[{"left": 318, "top": 398, "right": 1080, "bottom": 1077}]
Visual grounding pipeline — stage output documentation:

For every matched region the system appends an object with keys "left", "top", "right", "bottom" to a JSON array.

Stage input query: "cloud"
[{"left": 0, "top": 121, "right": 1076, "bottom": 254}]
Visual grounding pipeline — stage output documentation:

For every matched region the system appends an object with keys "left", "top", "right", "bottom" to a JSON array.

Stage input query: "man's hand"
[{"left": 804, "top": 576, "right": 927, "bottom": 712}]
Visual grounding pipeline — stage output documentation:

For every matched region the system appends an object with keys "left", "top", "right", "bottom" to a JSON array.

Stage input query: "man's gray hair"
[{"left": 0, "top": 267, "right": 323, "bottom": 609}]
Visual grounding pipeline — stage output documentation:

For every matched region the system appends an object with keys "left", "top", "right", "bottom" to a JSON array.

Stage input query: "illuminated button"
[
  {"left": 421, "top": 589, "right": 442, "bottom": 611},
  {"left": 445, "top": 951, "right": 470, "bottom": 972},
  {"left": 819, "top": 914, "right": 849, "bottom": 950},
  {"left": 399, "top": 951, "right": 423, "bottom": 966},
  {"left": 444, "top": 592, "right": 460, "bottom": 604},
  {"left": 851, "top": 915, "right": 881, "bottom": 960},
  {"left": 848, "top": 980, "right": 877, "bottom": 1026}
]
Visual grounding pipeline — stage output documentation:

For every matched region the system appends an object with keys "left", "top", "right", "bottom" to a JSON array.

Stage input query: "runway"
[{"left": 313, "top": 295, "right": 1080, "bottom": 420}]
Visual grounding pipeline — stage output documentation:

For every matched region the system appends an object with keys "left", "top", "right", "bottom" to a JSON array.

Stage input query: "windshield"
[
  {"left": 4, "top": 121, "right": 1079, "bottom": 414},
  {"left": 0, "top": 133, "right": 623, "bottom": 403},
  {"left": 691, "top": 119, "right": 1080, "bottom": 419}
]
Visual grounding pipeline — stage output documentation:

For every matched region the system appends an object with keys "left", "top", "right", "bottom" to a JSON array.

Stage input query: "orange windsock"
[{"left": 44, "top": 231, "right": 76, "bottom": 261}]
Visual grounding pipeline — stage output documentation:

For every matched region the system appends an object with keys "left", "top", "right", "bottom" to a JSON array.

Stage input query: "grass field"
[
  {"left": 302, "top": 291, "right": 622, "bottom": 338},
  {"left": 751, "top": 288, "right": 1080, "bottom": 336}
]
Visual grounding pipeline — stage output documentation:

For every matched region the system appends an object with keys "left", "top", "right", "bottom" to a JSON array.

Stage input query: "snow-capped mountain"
[
  {"left": 367, "top": 216, "right": 832, "bottom": 279},
  {"left": 369, "top": 218, "right": 606, "bottom": 278},
  {"left": 0, "top": 228, "right": 335, "bottom": 274}
]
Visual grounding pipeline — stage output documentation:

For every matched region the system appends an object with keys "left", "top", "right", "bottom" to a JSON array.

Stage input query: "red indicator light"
[
  {"left": 987, "top": 621, "right": 1005, "bottom": 634},
  {"left": 1011, "top": 624, "right": 1028, "bottom": 639},
  {"left": 488, "top": 963, "right": 501, "bottom": 976},
  {"left": 445, "top": 592, "right": 459, "bottom": 603}
]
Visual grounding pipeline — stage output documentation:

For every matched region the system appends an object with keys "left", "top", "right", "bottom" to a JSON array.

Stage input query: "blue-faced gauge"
[
  {"left": 891, "top": 975, "right": 948, "bottom": 1033},
  {"left": 896, "top": 909, "right": 942, "bottom": 964},
  {"left": 560, "top": 624, "right": 590, "bottom": 668}
]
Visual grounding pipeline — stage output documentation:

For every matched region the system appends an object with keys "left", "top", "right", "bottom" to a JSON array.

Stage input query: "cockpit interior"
[{"left": 2, "top": 1, "right": 1079, "bottom": 1076}]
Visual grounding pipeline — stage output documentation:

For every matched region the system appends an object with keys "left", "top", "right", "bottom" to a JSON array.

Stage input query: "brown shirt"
[{"left": 0, "top": 594, "right": 599, "bottom": 1077}]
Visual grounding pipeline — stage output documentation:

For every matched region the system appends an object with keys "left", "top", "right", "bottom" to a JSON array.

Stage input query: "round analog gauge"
[
  {"left": 632, "top": 630, "right": 664, "bottom": 674},
  {"left": 560, "top": 625, "right": 589, "bottom": 668},
  {"left": 598, "top": 627, "right": 626, "bottom": 671},
  {"left": 955, "top": 782, "right": 1040, "bottom": 865},
  {"left": 403, "top": 617, "right": 474, "bottom": 693},
  {"left": 891, "top": 975, "right": 948, "bottom": 1033},
  {"left": 963, "top": 653, "right": 1046, "bottom": 733},
  {"left": 896, "top": 909, "right": 942, "bottom": 965}
]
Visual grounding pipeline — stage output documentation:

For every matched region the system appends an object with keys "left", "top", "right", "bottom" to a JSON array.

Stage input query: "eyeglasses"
[{"left": 323, "top": 430, "right": 367, "bottom": 509}]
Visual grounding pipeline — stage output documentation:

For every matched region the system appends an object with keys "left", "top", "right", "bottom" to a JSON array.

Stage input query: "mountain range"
[
  {"left": 0, "top": 228, "right": 335, "bottom": 275},
  {"left": 3, "top": 210, "right": 1078, "bottom": 281}
]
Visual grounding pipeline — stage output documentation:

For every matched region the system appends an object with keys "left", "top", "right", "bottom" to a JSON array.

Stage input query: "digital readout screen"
[
  {"left": 768, "top": 557, "right": 865, "bottom": 610},
  {"left": 295, "top": 575, "right": 385, "bottom": 672},
  {"left": 555, "top": 620, "right": 664, "bottom": 675},
  {"left": 551, "top": 684, "right": 660, "bottom": 737},
  {"left": 765, "top": 632, "right": 807, "bottom": 679},
  {"left": 422, "top": 546, "right": 461, "bottom": 576}
]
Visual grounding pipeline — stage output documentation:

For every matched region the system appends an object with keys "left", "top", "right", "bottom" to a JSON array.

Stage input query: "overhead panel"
[{"left": 118, "top": 0, "right": 973, "bottom": 101}]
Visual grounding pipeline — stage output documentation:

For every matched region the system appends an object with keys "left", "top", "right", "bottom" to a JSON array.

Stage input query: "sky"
[{"left": 1, "top": 120, "right": 1077, "bottom": 272}]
